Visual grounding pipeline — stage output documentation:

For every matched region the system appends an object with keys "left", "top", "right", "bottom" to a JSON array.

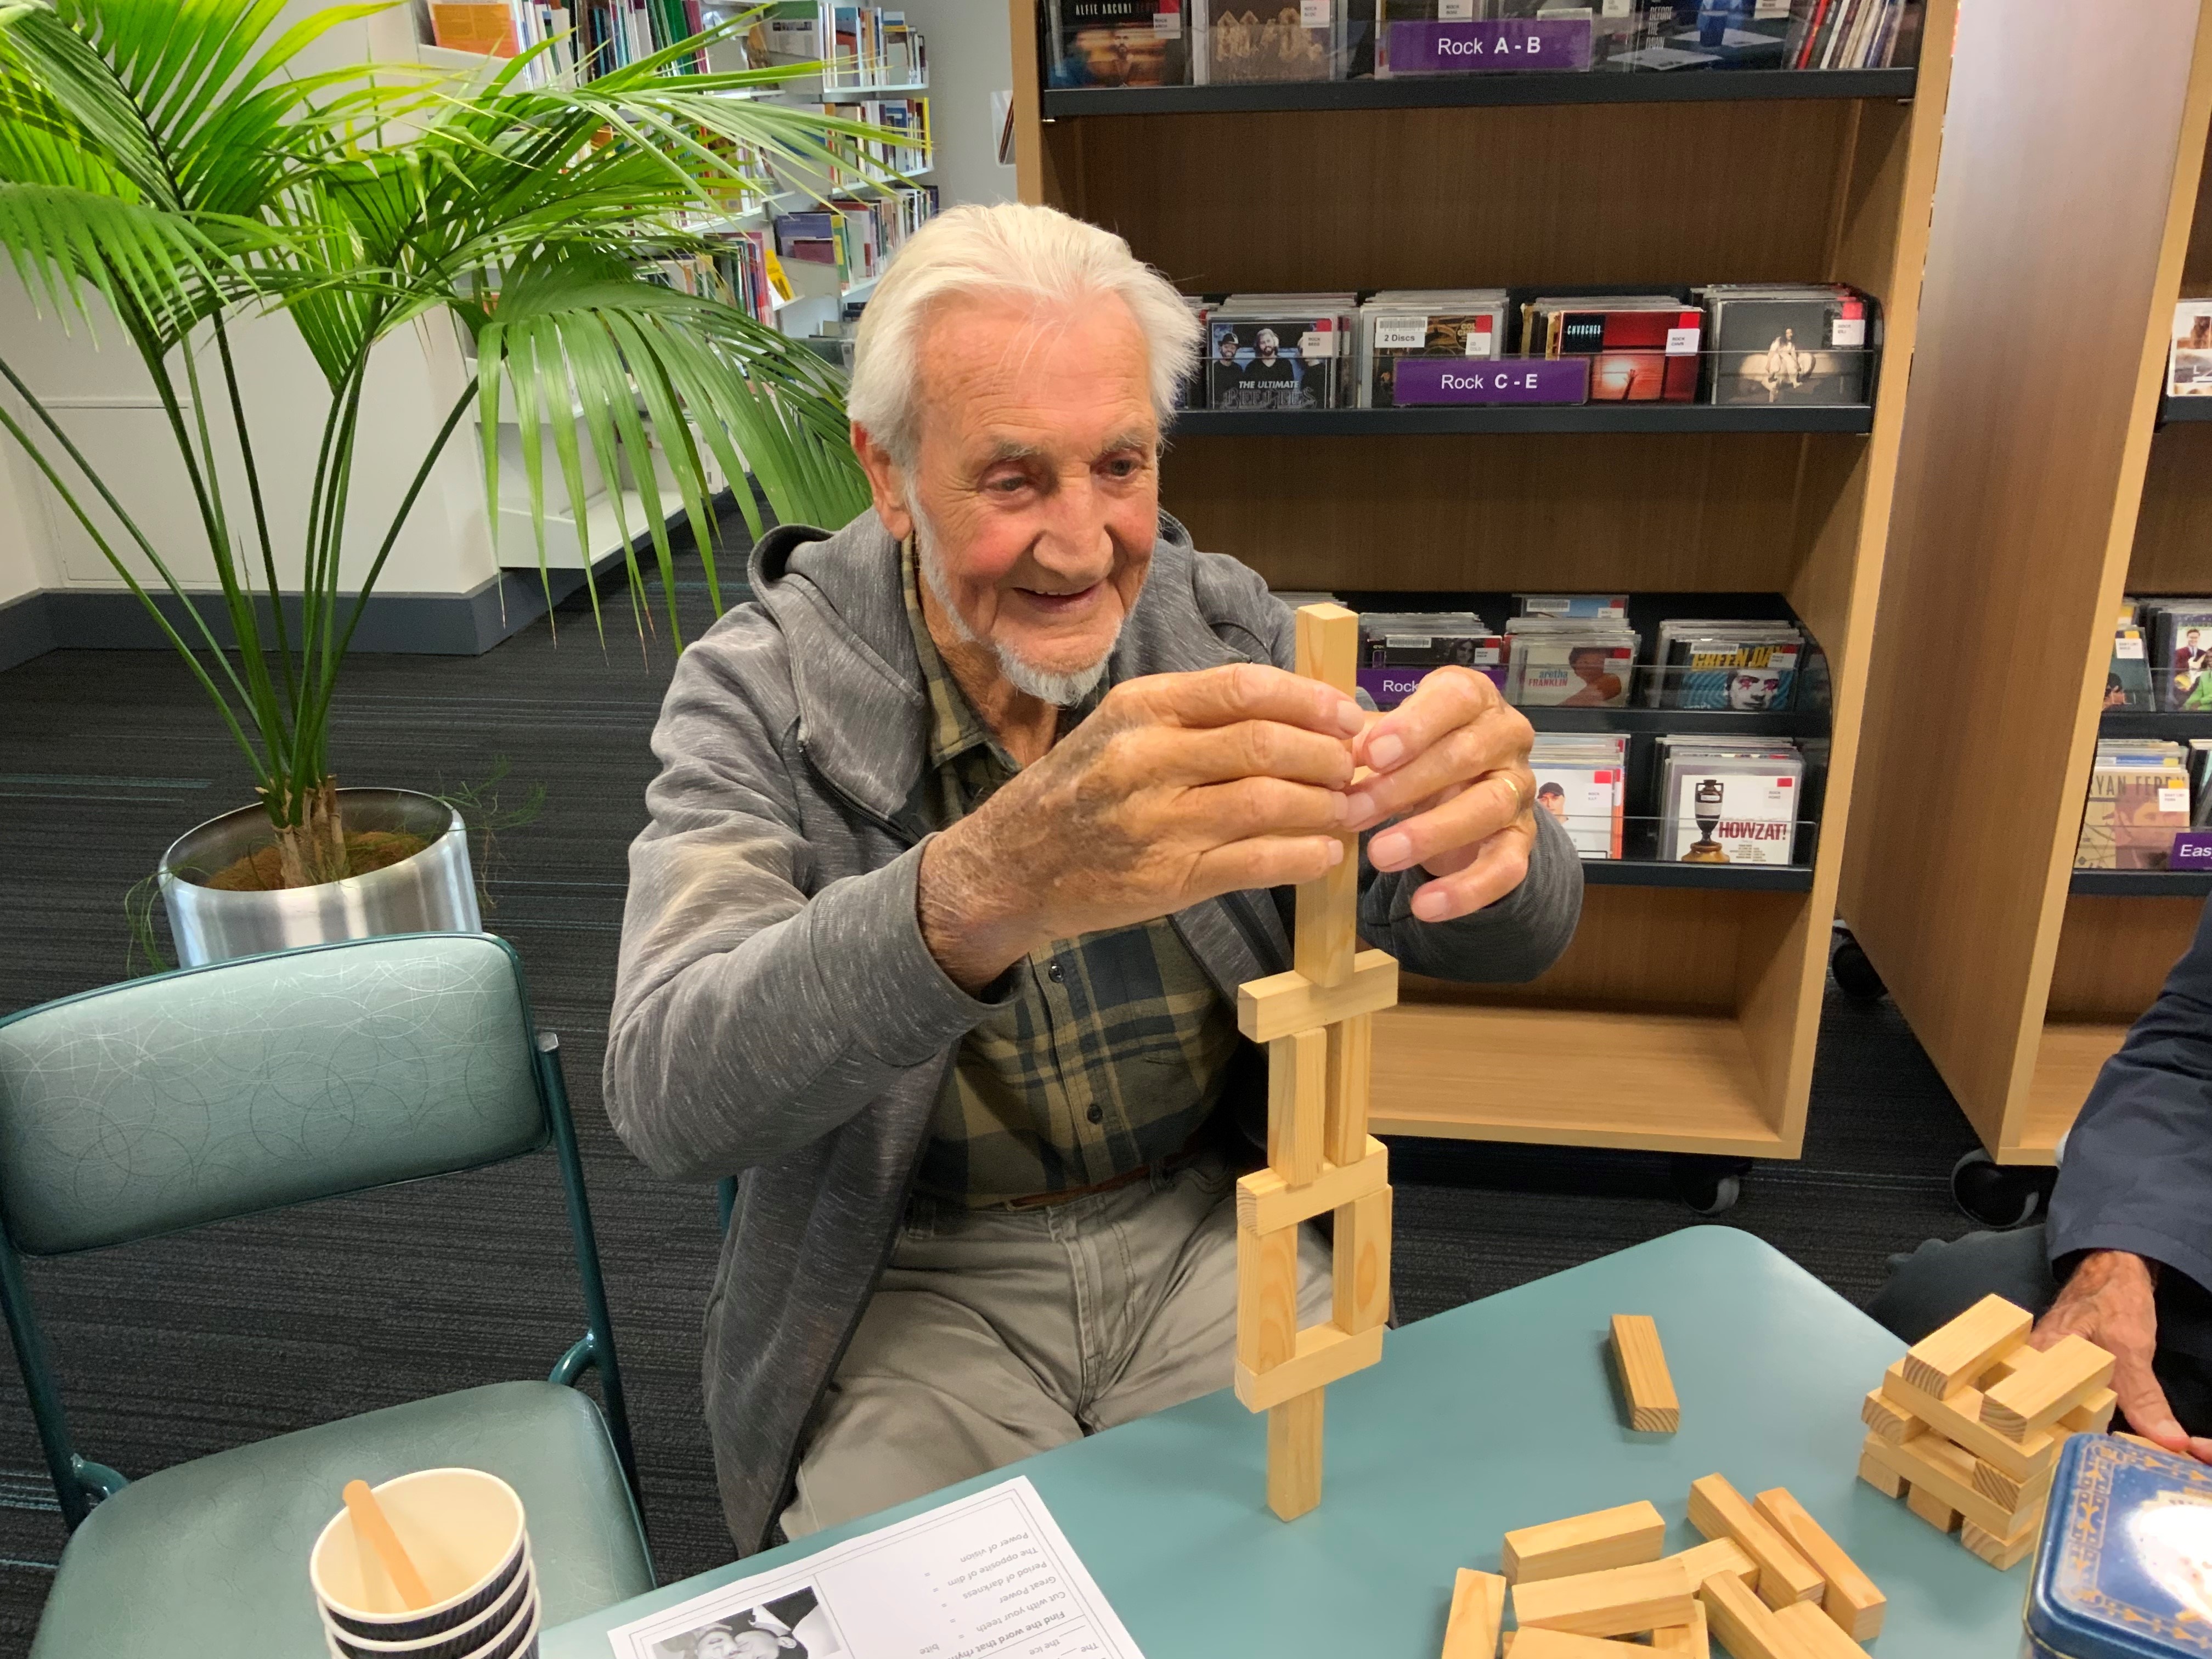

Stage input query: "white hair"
[{"left": 847, "top": 201, "right": 1200, "bottom": 467}]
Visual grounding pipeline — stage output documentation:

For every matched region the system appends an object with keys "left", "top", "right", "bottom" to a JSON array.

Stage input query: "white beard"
[{"left": 912, "top": 506, "right": 1117, "bottom": 707}]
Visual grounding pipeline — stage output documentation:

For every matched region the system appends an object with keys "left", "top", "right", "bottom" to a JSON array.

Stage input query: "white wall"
[{"left": 897, "top": 0, "right": 1019, "bottom": 211}]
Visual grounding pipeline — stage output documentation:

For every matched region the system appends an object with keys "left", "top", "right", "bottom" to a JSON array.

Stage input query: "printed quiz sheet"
[{"left": 605, "top": 1477, "right": 1147, "bottom": 1659}]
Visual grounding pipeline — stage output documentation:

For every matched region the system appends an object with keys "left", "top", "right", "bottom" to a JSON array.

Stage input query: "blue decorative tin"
[{"left": 2027, "top": 1434, "right": 2212, "bottom": 1658}]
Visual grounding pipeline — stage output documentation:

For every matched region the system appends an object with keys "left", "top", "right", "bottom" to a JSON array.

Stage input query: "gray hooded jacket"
[{"left": 606, "top": 511, "right": 1583, "bottom": 1551}]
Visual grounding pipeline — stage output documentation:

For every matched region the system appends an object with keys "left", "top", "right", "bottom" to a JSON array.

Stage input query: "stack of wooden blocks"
[
  {"left": 1233, "top": 603, "right": 1399, "bottom": 1521},
  {"left": 1442, "top": 1474, "right": 1886, "bottom": 1658},
  {"left": 1857, "top": 1293, "right": 2117, "bottom": 1569}
]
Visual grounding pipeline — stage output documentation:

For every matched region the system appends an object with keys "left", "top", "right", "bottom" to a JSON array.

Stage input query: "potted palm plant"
[{"left": 0, "top": 0, "right": 876, "bottom": 962}]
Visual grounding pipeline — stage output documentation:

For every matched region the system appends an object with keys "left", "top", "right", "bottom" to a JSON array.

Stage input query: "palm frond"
[{"left": 0, "top": 181, "right": 238, "bottom": 342}]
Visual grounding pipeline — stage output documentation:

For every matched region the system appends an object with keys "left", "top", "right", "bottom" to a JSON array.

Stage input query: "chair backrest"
[{"left": 0, "top": 934, "right": 549, "bottom": 1256}]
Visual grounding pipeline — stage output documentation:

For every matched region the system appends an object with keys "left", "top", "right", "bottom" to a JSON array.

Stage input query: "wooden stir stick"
[{"left": 342, "top": 1479, "right": 433, "bottom": 1610}]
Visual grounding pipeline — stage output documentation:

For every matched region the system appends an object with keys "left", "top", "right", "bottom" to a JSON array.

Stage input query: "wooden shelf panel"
[
  {"left": 1368, "top": 1003, "right": 1785, "bottom": 1153},
  {"left": 2069, "top": 867, "right": 2212, "bottom": 895},
  {"left": 2014, "top": 1022, "right": 2131, "bottom": 1163},
  {"left": 1174, "top": 405, "right": 1873, "bottom": 437},
  {"left": 1041, "top": 67, "right": 1916, "bottom": 119}
]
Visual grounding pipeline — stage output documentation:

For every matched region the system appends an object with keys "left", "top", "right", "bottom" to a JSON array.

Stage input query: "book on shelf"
[
  {"left": 1531, "top": 732, "right": 1628, "bottom": 860},
  {"left": 2076, "top": 740, "right": 2191, "bottom": 871},
  {"left": 1699, "top": 284, "right": 1872, "bottom": 407},
  {"left": 1520, "top": 295, "right": 1702, "bottom": 404},
  {"left": 2107, "top": 606, "right": 2153, "bottom": 712},
  {"left": 1657, "top": 737, "right": 1805, "bottom": 866},
  {"left": 2172, "top": 298, "right": 2212, "bottom": 399},
  {"left": 1047, "top": 0, "right": 1187, "bottom": 87}
]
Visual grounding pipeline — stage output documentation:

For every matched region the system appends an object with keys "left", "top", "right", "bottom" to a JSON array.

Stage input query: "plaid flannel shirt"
[{"left": 902, "top": 545, "right": 1241, "bottom": 1206}]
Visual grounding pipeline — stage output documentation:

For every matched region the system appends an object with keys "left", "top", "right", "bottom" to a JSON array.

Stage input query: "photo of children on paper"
[
  {"left": 1207, "top": 320, "right": 1337, "bottom": 410},
  {"left": 654, "top": 1588, "right": 839, "bottom": 1658},
  {"left": 2171, "top": 300, "right": 2212, "bottom": 397}
]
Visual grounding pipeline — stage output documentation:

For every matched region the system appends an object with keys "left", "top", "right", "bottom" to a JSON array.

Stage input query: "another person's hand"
[
  {"left": 1345, "top": 665, "right": 1538, "bottom": 923},
  {"left": 2033, "top": 1250, "right": 2212, "bottom": 1460},
  {"left": 918, "top": 664, "right": 1362, "bottom": 991}
]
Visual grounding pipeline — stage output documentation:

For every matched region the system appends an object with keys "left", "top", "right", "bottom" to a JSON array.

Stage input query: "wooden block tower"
[
  {"left": 1857, "top": 1294, "right": 2118, "bottom": 1569},
  {"left": 1233, "top": 603, "right": 1398, "bottom": 1521}
]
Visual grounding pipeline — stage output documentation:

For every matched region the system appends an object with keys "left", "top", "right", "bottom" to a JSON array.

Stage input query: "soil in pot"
[{"left": 194, "top": 829, "right": 432, "bottom": 892}]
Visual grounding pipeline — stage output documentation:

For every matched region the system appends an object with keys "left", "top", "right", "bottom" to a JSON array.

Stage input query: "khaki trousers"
[{"left": 781, "top": 1157, "right": 1334, "bottom": 1539}]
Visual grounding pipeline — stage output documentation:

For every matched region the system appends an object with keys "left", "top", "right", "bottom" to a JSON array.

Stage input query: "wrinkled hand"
[
  {"left": 2033, "top": 1250, "right": 2212, "bottom": 1460},
  {"left": 918, "top": 664, "right": 1363, "bottom": 991},
  {"left": 1345, "top": 665, "right": 1538, "bottom": 923}
]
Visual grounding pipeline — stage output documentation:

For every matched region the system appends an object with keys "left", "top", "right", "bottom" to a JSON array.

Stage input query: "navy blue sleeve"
[{"left": 2047, "top": 894, "right": 2212, "bottom": 1294}]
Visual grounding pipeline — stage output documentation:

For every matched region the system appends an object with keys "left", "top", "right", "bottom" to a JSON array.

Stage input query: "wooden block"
[
  {"left": 2059, "top": 1387, "right": 2117, "bottom": 1435},
  {"left": 1667, "top": 1537, "right": 1758, "bottom": 1589},
  {"left": 1290, "top": 619, "right": 1358, "bottom": 996},
  {"left": 1906, "top": 1483, "right": 1963, "bottom": 1535},
  {"left": 1235, "top": 1321, "right": 1384, "bottom": 1412},
  {"left": 1322, "top": 1012, "right": 1372, "bottom": 1166},
  {"left": 1753, "top": 1487, "right": 1887, "bottom": 1642},
  {"left": 1609, "top": 1314, "right": 1680, "bottom": 1434},
  {"left": 1267, "top": 1028, "right": 1328, "bottom": 1187},
  {"left": 1697, "top": 1568, "right": 1809, "bottom": 1659},
  {"left": 1972, "top": 1451, "right": 2058, "bottom": 1512},
  {"left": 1960, "top": 1516, "right": 2040, "bottom": 1571},
  {"left": 1648, "top": 1602, "right": 1710, "bottom": 1657},
  {"left": 1235, "top": 1218, "right": 1299, "bottom": 1376},
  {"left": 1502, "top": 1500, "right": 1667, "bottom": 1584},
  {"left": 1861, "top": 1425, "right": 2041, "bottom": 1537},
  {"left": 1331, "top": 1184, "right": 1391, "bottom": 1335},
  {"left": 1857, "top": 1448, "right": 1906, "bottom": 1499},
  {"left": 1982, "top": 1335, "right": 2117, "bottom": 1441},
  {"left": 1511, "top": 1557, "right": 1694, "bottom": 1639},
  {"left": 1295, "top": 601, "right": 1359, "bottom": 693},
  {"left": 1267, "top": 1385, "right": 1323, "bottom": 1521},
  {"left": 1900, "top": 1294, "right": 2033, "bottom": 1397},
  {"left": 1236, "top": 949, "right": 1398, "bottom": 1043},
  {"left": 1861, "top": 1387, "right": 1918, "bottom": 1445},
  {"left": 1440, "top": 1568, "right": 1506, "bottom": 1659},
  {"left": 1776, "top": 1599, "right": 1870, "bottom": 1659},
  {"left": 1238, "top": 1138, "right": 1387, "bottom": 1234},
  {"left": 1497, "top": 1632, "right": 1624, "bottom": 1659},
  {"left": 1686, "top": 1473, "right": 1824, "bottom": 1609},
  {"left": 1880, "top": 1361, "right": 2056, "bottom": 1479}
]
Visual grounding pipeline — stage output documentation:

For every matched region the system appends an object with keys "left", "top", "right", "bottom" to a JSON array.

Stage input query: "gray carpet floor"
[{"left": 0, "top": 530, "right": 1995, "bottom": 1651}]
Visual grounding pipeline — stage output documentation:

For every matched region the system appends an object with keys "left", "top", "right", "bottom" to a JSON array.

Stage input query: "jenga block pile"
[
  {"left": 1855, "top": 1294, "right": 2116, "bottom": 1568},
  {"left": 1444, "top": 1474, "right": 1884, "bottom": 1658}
]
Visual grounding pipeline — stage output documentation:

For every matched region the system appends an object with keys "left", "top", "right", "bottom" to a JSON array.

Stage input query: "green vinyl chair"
[{"left": 0, "top": 932, "right": 654, "bottom": 1657}]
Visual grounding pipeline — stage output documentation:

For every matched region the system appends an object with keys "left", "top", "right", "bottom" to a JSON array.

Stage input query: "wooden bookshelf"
[
  {"left": 1010, "top": 2, "right": 1956, "bottom": 1161},
  {"left": 1841, "top": 0, "right": 2212, "bottom": 1181}
]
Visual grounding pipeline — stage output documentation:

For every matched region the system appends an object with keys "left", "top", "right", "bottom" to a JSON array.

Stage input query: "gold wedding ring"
[{"left": 1498, "top": 774, "right": 1525, "bottom": 815}]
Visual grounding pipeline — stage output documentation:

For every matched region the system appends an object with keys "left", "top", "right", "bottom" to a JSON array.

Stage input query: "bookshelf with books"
[
  {"left": 1007, "top": 0, "right": 1955, "bottom": 1179},
  {"left": 1839, "top": 1, "right": 2212, "bottom": 1214}
]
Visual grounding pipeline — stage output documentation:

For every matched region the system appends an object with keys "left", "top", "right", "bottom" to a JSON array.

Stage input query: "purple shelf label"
[
  {"left": 1392, "top": 357, "right": 1590, "bottom": 405},
  {"left": 1385, "top": 18, "right": 1594, "bottom": 75},
  {"left": 2172, "top": 830, "right": 2212, "bottom": 866},
  {"left": 1357, "top": 664, "right": 1504, "bottom": 709}
]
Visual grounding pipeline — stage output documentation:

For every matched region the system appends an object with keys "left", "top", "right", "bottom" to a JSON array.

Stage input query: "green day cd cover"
[{"left": 2034, "top": 1434, "right": 2212, "bottom": 1657}]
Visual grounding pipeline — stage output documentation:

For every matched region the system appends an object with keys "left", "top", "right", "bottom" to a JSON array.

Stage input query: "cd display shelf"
[
  {"left": 1009, "top": 0, "right": 1956, "bottom": 1161},
  {"left": 1841, "top": 0, "right": 2212, "bottom": 1182}
]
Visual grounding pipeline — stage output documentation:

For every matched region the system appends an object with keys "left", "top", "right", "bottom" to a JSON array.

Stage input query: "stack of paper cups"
[{"left": 310, "top": 1469, "right": 538, "bottom": 1659}]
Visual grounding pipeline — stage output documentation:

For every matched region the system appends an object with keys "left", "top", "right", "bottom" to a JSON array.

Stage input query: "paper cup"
[
  {"left": 326, "top": 1589, "right": 538, "bottom": 1659},
  {"left": 311, "top": 1469, "right": 530, "bottom": 1644},
  {"left": 321, "top": 1548, "right": 534, "bottom": 1659}
]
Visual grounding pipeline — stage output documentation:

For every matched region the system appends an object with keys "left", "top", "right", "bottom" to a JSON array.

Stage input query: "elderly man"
[{"left": 606, "top": 201, "right": 1583, "bottom": 1554}]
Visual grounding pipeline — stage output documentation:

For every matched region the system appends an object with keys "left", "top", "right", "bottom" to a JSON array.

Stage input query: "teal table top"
[{"left": 546, "top": 1226, "right": 2033, "bottom": 1658}]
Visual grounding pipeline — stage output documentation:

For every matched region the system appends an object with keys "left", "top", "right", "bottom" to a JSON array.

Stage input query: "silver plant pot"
[{"left": 158, "top": 787, "right": 481, "bottom": 966}]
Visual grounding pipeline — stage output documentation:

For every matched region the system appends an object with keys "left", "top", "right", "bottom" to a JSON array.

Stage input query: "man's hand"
[
  {"left": 918, "top": 664, "right": 1363, "bottom": 991},
  {"left": 1345, "top": 665, "right": 1538, "bottom": 923},
  {"left": 2034, "top": 1250, "right": 2212, "bottom": 1460}
]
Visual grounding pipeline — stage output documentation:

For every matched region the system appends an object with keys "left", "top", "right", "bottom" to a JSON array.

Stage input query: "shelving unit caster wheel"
[
  {"left": 1831, "top": 930, "right": 1887, "bottom": 1002},
  {"left": 1671, "top": 1154, "right": 1750, "bottom": 1216},
  {"left": 1951, "top": 1148, "right": 2057, "bottom": 1229}
]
